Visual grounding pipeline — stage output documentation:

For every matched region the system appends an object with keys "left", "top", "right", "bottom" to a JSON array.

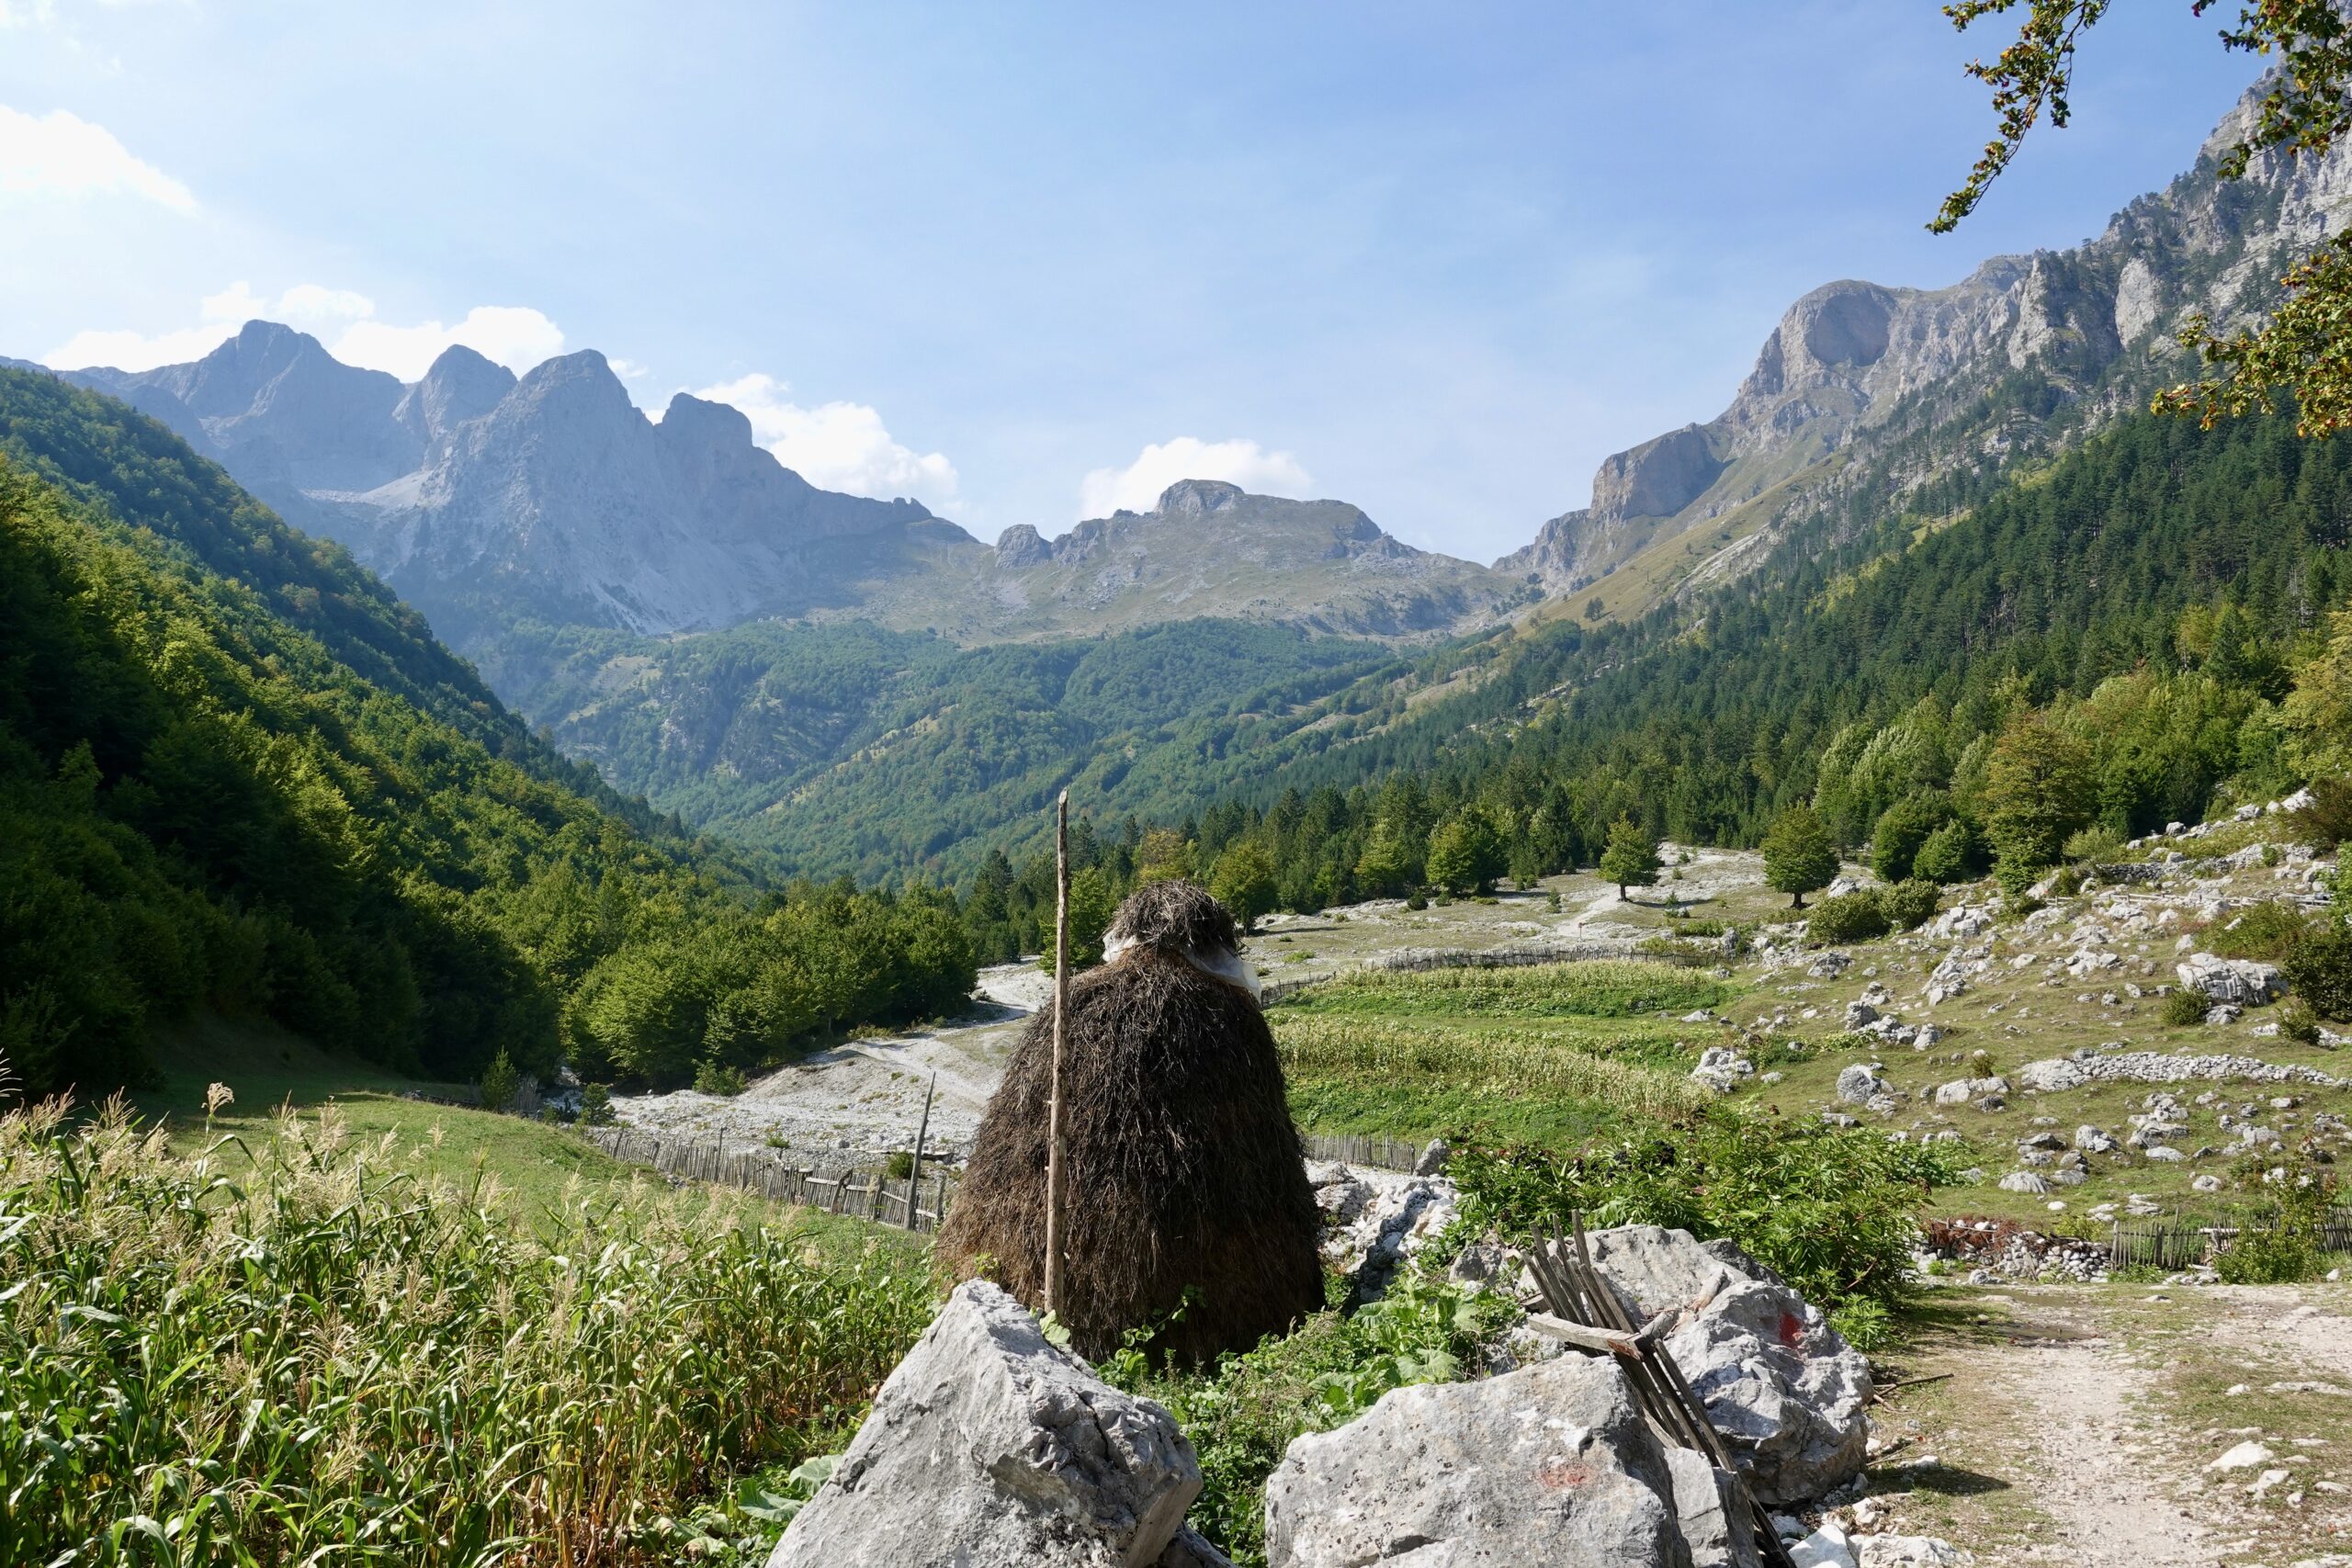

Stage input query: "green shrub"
[
  {"left": 1911, "top": 819, "right": 1982, "bottom": 885},
  {"left": 580, "top": 1081, "right": 617, "bottom": 1126},
  {"left": 2061, "top": 824, "right": 2125, "bottom": 863},
  {"left": 694, "top": 1058, "right": 750, "bottom": 1097},
  {"left": 1805, "top": 891, "right": 1890, "bottom": 946},
  {"left": 2282, "top": 919, "right": 2352, "bottom": 1021},
  {"left": 2206, "top": 902, "right": 2317, "bottom": 962},
  {"left": 2281, "top": 1001, "right": 2324, "bottom": 1046},
  {"left": 1450, "top": 1111, "right": 1958, "bottom": 1320},
  {"left": 2161, "top": 987, "right": 2212, "bottom": 1026},
  {"left": 2285, "top": 776, "right": 2352, "bottom": 851},
  {"left": 479, "top": 1046, "right": 521, "bottom": 1113},
  {"left": 2216, "top": 1157, "right": 2337, "bottom": 1284},
  {"left": 885, "top": 1150, "right": 915, "bottom": 1179},
  {"left": 1404, "top": 892, "right": 1429, "bottom": 911},
  {"left": 1879, "top": 880, "right": 1941, "bottom": 931}
]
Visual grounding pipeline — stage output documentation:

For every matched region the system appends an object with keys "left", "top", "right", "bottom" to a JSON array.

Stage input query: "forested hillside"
[
  {"left": 954, "top": 411, "right": 2352, "bottom": 960},
  {"left": 486, "top": 615, "right": 1407, "bottom": 879},
  {"left": 0, "top": 369, "right": 973, "bottom": 1100}
]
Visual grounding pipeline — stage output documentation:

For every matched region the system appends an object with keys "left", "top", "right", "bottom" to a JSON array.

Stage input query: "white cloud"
[
  {"left": 691, "top": 372, "right": 958, "bottom": 510},
  {"left": 331, "top": 306, "right": 564, "bottom": 380},
  {"left": 1078, "top": 436, "right": 1311, "bottom": 518},
  {"left": 0, "top": 102, "right": 194, "bottom": 211},
  {"left": 45, "top": 285, "right": 565, "bottom": 378}
]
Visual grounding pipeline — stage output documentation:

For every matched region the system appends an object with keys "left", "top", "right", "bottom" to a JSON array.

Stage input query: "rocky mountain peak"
[
  {"left": 993, "top": 523, "right": 1051, "bottom": 567},
  {"left": 657, "top": 391, "right": 755, "bottom": 451},
  {"left": 399, "top": 344, "right": 515, "bottom": 444},
  {"left": 1157, "top": 478, "right": 1246, "bottom": 515}
]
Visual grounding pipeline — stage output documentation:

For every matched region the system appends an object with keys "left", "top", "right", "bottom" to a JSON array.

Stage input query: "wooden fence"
[
  {"left": 2109, "top": 1206, "right": 2352, "bottom": 1270},
  {"left": 1302, "top": 1132, "right": 1423, "bottom": 1172},
  {"left": 577, "top": 1125, "right": 954, "bottom": 1234}
]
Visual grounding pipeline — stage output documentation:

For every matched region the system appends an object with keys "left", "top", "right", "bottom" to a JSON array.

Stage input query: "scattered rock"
[
  {"left": 1262, "top": 1354, "right": 1690, "bottom": 1566},
  {"left": 1845, "top": 1000, "right": 1881, "bottom": 1030},
  {"left": 1790, "top": 1521, "right": 1857, "bottom": 1568},
  {"left": 1694, "top": 1046, "right": 1758, "bottom": 1093},
  {"left": 769, "top": 1280, "right": 1200, "bottom": 1568},
  {"left": 2074, "top": 1124, "right": 2119, "bottom": 1154},
  {"left": 2018, "top": 1053, "right": 2342, "bottom": 1092},
  {"left": 1310, "top": 1164, "right": 1460, "bottom": 1302},
  {"left": 1998, "top": 1171, "right": 2049, "bottom": 1194},
  {"left": 1411, "top": 1138, "right": 1451, "bottom": 1177},
  {"left": 1855, "top": 1538, "right": 1974, "bottom": 1567},
  {"left": 2207, "top": 1439, "right": 2275, "bottom": 1472}
]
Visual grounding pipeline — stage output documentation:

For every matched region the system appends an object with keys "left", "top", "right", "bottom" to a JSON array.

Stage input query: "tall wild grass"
[
  {"left": 1272, "top": 1015, "right": 1713, "bottom": 1121},
  {"left": 1281, "top": 959, "right": 1730, "bottom": 1020},
  {"left": 0, "top": 1098, "right": 934, "bottom": 1566}
]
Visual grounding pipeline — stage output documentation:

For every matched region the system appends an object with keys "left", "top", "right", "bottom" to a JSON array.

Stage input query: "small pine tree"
[
  {"left": 579, "top": 1082, "right": 616, "bottom": 1126},
  {"left": 1761, "top": 804, "right": 1839, "bottom": 909},
  {"left": 1598, "top": 818, "right": 1661, "bottom": 900},
  {"left": 479, "top": 1047, "right": 521, "bottom": 1114}
]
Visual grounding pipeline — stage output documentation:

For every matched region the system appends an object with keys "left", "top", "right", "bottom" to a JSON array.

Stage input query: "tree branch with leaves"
[{"left": 1936, "top": 0, "right": 2352, "bottom": 434}]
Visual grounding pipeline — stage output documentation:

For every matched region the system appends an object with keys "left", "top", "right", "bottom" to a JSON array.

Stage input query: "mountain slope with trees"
[{"left": 0, "top": 368, "right": 973, "bottom": 1100}]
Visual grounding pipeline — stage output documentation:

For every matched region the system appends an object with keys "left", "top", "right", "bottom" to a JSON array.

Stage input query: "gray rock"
[
  {"left": 1584, "top": 1224, "right": 1872, "bottom": 1503},
  {"left": 1855, "top": 1538, "right": 1973, "bottom": 1567},
  {"left": 1844, "top": 1000, "right": 1881, "bottom": 1030},
  {"left": 2075, "top": 1124, "right": 2119, "bottom": 1154},
  {"left": 1835, "top": 1064, "right": 1888, "bottom": 1105},
  {"left": 1998, "top": 1171, "right": 2049, "bottom": 1194},
  {"left": 1413, "top": 1137, "right": 1452, "bottom": 1176},
  {"left": 1264, "top": 1354, "right": 1685, "bottom": 1566},
  {"left": 769, "top": 1280, "right": 1199, "bottom": 1568},
  {"left": 1668, "top": 1447, "right": 1764, "bottom": 1568},
  {"left": 2177, "top": 953, "right": 2283, "bottom": 1007}
]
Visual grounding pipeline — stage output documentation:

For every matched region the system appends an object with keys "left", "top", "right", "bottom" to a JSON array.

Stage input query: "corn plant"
[{"left": 0, "top": 1100, "right": 934, "bottom": 1567}]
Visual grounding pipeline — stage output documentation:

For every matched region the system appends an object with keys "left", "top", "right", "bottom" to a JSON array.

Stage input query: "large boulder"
[
  {"left": 1581, "top": 1225, "right": 1873, "bottom": 1504},
  {"left": 769, "top": 1280, "right": 1202, "bottom": 1568},
  {"left": 2177, "top": 952, "right": 2283, "bottom": 1007},
  {"left": 1261, "top": 1354, "right": 1692, "bottom": 1566}
]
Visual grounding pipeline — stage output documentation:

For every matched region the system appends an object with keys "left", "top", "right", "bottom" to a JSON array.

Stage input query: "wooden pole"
[
  {"left": 1044, "top": 790, "right": 1071, "bottom": 1318},
  {"left": 909, "top": 1071, "right": 935, "bottom": 1225}
]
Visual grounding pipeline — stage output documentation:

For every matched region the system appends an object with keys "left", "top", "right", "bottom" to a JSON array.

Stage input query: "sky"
[{"left": 0, "top": 1, "right": 2270, "bottom": 561}]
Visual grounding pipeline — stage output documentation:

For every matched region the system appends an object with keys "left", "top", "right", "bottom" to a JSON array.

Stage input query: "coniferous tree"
[{"left": 1598, "top": 818, "right": 1661, "bottom": 901}]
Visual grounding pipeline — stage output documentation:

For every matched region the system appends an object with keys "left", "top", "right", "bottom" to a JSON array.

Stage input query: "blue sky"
[{"left": 0, "top": 1, "right": 2266, "bottom": 560}]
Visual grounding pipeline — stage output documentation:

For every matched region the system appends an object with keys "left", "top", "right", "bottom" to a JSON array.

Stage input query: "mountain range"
[{"left": 12, "top": 73, "right": 2349, "bottom": 878}]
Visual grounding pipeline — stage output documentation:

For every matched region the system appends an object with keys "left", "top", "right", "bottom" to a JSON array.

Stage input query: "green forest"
[
  {"left": 0, "top": 369, "right": 972, "bottom": 1100},
  {"left": 954, "top": 410, "right": 2352, "bottom": 962}
]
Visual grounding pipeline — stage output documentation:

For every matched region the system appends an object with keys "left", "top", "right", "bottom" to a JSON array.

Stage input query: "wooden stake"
[
  {"left": 1044, "top": 790, "right": 1071, "bottom": 1317},
  {"left": 910, "top": 1071, "right": 935, "bottom": 1209}
]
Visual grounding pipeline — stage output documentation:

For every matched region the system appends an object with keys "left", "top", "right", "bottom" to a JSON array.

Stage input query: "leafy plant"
[
  {"left": 695, "top": 1057, "right": 751, "bottom": 1097},
  {"left": 1806, "top": 891, "right": 1891, "bottom": 946},
  {"left": 1879, "top": 879, "right": 1941, "bottom": 931},
  {"left": 2161, "top": 987, "right": 2213, "bottom": 1027},
  {"left": 1450, "top": 1111, "right": 1960, "bottom": 1320},
  {"left": 580, "top": 1082, "right": 617, "bottom": 1126}
]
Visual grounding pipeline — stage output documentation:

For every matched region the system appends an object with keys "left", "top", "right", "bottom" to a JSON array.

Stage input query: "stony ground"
[{"left": 1867, "top": 1280, "right": 2352, "bottom": 1566}]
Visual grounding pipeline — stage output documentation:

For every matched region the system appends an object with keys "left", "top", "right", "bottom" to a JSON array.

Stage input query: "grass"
[
  {"left": 1, "top": 1098, "right": 938, "bottom": 1568},
  {"left": 1281, "top": 958, "right": 1730, "bottom": 1021}
]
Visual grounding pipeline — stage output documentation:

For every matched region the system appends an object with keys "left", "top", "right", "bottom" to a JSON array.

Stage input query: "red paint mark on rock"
[
  {"left": 1778, "top": 1311, "right": 1804, "bottom": 1348},
  {"left": 1535, "top": 1458, "right": 1593, "bottom": 1491}
]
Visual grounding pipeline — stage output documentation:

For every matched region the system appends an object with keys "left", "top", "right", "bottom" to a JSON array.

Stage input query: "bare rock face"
[
  {"left": 1261, "top": 1353, "right": 1690, "bottom": 1567},
  {"left": 768, "top": 1280, "right": 1201, "bottom": 1568},
  {"left": 1582, "top": 1225, "right": 1872, "bottom": 1505},
  {"left": 1591, "top": 424, "right": 1726, "bottom": 522}
]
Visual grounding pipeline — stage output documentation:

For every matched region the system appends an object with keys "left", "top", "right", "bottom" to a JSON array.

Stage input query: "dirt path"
[
  {"left": 1981, "top": 1331, "right": 2214, "bottom": 1566},
  {"left": 1889, "top": 1284, "right": 2352, "bottom": 1565}
]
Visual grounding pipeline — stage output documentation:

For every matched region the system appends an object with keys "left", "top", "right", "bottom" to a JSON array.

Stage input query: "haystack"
[{"left": 936, "top": 880, "right": 1324, "bottom": 1362}]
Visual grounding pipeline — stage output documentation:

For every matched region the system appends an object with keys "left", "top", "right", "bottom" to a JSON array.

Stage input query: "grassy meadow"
[{"left": 1270, "top": 958, "right": 1729, "bottom": 1145}]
